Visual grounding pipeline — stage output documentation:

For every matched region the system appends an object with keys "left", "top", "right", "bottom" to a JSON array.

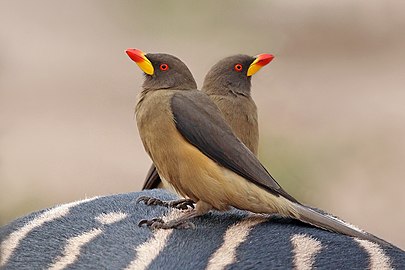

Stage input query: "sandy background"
[{"left": 1, "top": 1, "right": 404, "bottom": 249}]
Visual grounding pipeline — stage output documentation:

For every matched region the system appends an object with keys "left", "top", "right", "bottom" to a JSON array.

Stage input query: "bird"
[
  {"left": 141, "top": 53, "right": 274, "bottom": 192},
  {"left": 126, "top": 48, "right": 389, "bottom": 246}
]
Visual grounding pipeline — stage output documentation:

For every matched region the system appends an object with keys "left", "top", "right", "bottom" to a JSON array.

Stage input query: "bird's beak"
[
  {"left": 126, "top": 48, "right": 154, "bottom": 75},
  {"left": 247, "top": 54, "right": 274, "bottom": 76}
]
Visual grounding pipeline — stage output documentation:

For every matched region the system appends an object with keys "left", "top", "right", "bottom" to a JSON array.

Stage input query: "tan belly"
[{"left": 154, "top": 133, "right": 295, "bottom": 216}]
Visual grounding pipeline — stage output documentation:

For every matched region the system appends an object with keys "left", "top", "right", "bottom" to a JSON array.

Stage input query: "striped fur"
[{"left": 1, "top": 190, "right": 404, "bottom": 269}]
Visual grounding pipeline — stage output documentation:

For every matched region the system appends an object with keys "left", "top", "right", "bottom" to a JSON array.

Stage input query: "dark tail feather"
[
  {"left": 142, "top": 164, "right": 162, "bottom": 190},
  {"left": 293, "top": 203, "right": 392, "bottom": 247}
]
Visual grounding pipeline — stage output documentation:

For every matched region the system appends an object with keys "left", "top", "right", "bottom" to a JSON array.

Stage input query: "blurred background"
[{"left": 1, "top": 1, "right": 404, "bottom": 249}]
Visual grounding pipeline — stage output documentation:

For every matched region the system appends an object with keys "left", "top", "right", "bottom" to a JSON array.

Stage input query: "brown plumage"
[
  {"left": 127, "top": 48, "right": 390, "bottom": 246},
  {"left": 142, "top": 54, "right": 273, "bottom": 190}
]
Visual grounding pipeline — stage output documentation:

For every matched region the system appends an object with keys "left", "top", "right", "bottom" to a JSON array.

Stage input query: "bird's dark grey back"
[{"left": 1, "top": 189, "right": 404, "bottom": 269}]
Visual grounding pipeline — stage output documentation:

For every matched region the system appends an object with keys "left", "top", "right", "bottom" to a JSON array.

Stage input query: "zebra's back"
[{"left": 1, "top": 189, "right": 404, "bottom": 269}]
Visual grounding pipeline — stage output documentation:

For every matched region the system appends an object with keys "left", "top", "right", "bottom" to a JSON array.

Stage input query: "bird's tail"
[{"left": 292, "top": 203, "right": 391, "bottom": 247}]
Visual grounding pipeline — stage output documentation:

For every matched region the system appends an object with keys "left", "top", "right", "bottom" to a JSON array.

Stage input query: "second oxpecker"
[{"left": 142, "top": 53, "right": 274, "bottom": 190}]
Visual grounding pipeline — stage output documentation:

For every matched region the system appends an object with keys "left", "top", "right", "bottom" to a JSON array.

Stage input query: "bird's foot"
[
  {"left": 136, "top": 196, "right": 195, "bottom": 210},
  {"left": 138, "top": 217, "right": 195, "bottom": 230},
  {"left": 136, "top": 196, "right": 165, "bottom": 206},
  {"left": 168, "top": 199, "right": 195, "bottom": 210}
]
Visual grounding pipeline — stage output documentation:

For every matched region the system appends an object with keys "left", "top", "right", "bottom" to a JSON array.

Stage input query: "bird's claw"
[
  {"left": 138, "top": 217, "right": 164, "bottom": 227},
  {"left": 138, "top": 217, "right": 196, "bottom": 230},
  {"left": 168, "top": 199, "right": 195, "bottom": 210},
  {"left": 136, "top": 196, "right": 195, "bottom": 210},
  {"left": 136, "top": 196, "right": 166, "bottom": 206}
]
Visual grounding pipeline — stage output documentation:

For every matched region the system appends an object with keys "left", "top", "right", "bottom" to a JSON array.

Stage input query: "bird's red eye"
[
  {"left": 234, "top": 64, "right": 243, "bottom": 72},
  {"left": 160, "top": 64, "right": 169, "bottom": 71}
]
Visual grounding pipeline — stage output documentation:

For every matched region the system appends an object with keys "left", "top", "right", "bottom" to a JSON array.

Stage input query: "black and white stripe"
[{"left": 1, "top": 190, "right": 404, "bottom": 269}]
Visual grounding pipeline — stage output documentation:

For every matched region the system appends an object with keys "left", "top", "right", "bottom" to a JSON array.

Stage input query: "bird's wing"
[
  {"left": 171, "top": 91, "right": 298, "bottom": 203},
  {"left": 142, "top": 164, "right": 161, "bottom": 190}
]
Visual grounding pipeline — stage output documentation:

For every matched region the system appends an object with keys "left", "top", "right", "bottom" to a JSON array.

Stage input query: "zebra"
[{"left": 1, "top": 189, "right": 404, "bottom": 269}]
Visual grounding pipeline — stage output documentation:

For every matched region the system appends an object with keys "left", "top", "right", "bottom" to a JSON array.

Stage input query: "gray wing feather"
[{"left": 171, "top": 91, "right": 298, "bottom": 203}]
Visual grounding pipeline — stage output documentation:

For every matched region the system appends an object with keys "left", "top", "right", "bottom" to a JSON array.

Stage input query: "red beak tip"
[
  {"left": 126, "top": 48, "right": 144, "bottom": 63},
  {"left": 258, "top": 54, "right": 275, "bottom": 66}
]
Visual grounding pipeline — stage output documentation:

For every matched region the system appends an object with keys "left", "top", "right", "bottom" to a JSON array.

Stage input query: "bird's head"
[
  {"left": 126, "top": 48, "right": 197, "bottom": 91},
  {"left": 202, "top": 54, "right": 274, "bottom": 96}
]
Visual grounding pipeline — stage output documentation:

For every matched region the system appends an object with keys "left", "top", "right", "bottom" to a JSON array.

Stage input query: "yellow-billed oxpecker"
[{"left": 126, "top": 48, "right": 389, "bottom": 246}]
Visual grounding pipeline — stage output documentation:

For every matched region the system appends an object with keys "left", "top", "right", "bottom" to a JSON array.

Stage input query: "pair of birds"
[{"left": 126, "top": 48, "right": 387, "bottom": 246}]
